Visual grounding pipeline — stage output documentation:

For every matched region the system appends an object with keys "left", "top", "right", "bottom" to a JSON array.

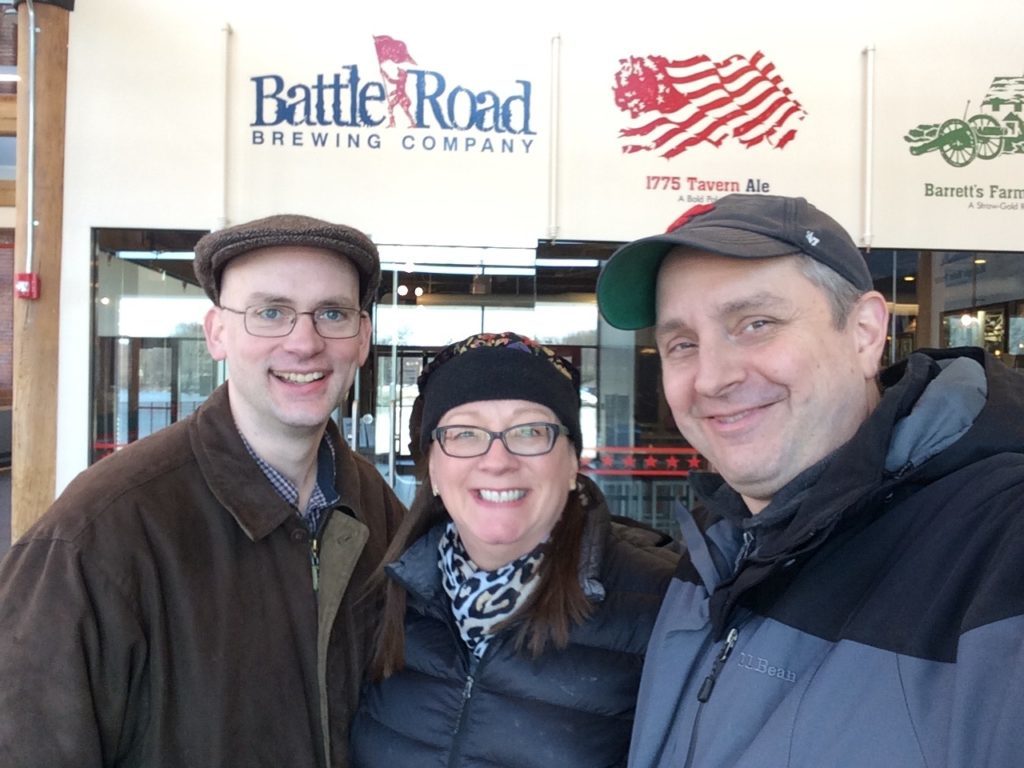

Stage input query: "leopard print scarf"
[{"left": 438, "top": 521, "right": 544, "bottom": 658}]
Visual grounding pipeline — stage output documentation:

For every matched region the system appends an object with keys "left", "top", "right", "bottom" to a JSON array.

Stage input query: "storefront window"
[
  {"left": 91, "top": 228, "right": 215, "bottom": 463},
  {"left": 362, "top": 252, "right": 609, "bottom": 508},
  {"left": 85, "top": 227, "right": 1024, "bottom": 535},
  {"left": 933, "top": 253, "right": 1024, "bottom": 366}
]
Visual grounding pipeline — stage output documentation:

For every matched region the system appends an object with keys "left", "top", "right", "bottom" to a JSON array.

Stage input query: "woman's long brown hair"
[{"left": 367, "top": 469, "right": 593, "bottom": 681}]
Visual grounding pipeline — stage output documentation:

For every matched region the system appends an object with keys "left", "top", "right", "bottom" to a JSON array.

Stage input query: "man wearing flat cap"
[
  {"left": 597, "top": 193, "right": 1024, "bottom": 767},
  {"left": 0, "top": 214, "right": 405, "bottom": 767}
]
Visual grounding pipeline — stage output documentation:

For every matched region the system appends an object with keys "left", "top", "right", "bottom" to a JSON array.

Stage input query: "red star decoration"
[
  {"left": 665, "top": 456, "right": 680, "bottom": 469},
  {"left": 687, "top": 456, "right": 702, "bottom": 469},
  {"left": 623, "top": 455, "right": 636, "bottom": 468},
  {"left": 601, "top": 454, "right": 615, "bottom": 467},
  {"left": 644, "top": 455, "right": 659, "bottom": 469}
]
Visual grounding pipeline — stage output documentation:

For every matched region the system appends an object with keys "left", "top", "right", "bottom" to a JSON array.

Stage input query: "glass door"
[{"left": 362, "top": 246, "right": 540, "bottom": 505}]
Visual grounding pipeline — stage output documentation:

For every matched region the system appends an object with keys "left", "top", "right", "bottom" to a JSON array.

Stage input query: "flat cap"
[{"left": 193, "top": 213, "right": 381, "bottom": 309}]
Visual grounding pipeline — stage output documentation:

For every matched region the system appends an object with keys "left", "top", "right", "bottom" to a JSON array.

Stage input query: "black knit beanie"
[{"left": 412, "top": 332, "right": 583, "bottom": 459}]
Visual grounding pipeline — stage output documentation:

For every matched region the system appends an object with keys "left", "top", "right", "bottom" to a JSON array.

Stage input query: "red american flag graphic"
[
  {"left": 613, "top": 51, "right": 806, "bottom": 159},
  {"left": 373, "top": 35, "right": 417, "bottom": 66}
]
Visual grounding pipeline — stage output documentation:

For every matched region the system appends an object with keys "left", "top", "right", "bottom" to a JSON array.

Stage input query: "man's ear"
[
  {"left": 204, "top": 306, "right": 227, "bottom": 362},
  {"left": 356, "top": 312, "right": 372, "bottom": 366},
  {"left": 850, "top": 291, "right": 890, "bottom": 379}
]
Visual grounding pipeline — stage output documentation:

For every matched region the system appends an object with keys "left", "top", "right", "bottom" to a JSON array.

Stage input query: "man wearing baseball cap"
[
  {"left": 0, "top": 214, "right": 404, "bottom": 767},
  {"left": 598, "top": 194, "right": 1024, "bottom": 767}
]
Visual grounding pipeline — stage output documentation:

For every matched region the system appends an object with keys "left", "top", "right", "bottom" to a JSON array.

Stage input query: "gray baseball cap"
[{"left": 597, "top": 194, "right": 871, "bottom": 330}]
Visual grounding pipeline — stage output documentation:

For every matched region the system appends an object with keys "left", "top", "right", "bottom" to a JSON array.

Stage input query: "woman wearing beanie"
[{"left": 350, "top": 332, "right": 678, "bottom": 768}]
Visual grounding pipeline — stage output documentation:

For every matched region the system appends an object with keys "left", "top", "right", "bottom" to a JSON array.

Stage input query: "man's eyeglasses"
[
  {"left": 218, "top": 304, "right": 362, "bottom": 339},
  {"left": 432, "top": 422, "right": 569, "bottom": 458}
]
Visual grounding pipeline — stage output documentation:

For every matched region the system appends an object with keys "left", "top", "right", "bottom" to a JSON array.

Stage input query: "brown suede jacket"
[{"left": 0, "top": 384, "right": 404, "bottom": 767}]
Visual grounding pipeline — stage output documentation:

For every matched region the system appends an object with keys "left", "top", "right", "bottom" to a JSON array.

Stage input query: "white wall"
[{"left": 55, "top": 0, "right": 1024, "bottom": 490}]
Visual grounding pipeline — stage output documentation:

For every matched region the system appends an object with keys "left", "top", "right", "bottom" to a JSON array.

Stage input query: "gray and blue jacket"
[{"left": 630, "top": 347, "right": 1024, "bottom": 768}]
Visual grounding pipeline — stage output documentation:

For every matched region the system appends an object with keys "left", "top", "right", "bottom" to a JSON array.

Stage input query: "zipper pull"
[
  {"left": 451, "top": 674, "right": 476, "bottom": 736},
  {"left": 697, "top": 628, "right": 738, "bottom": 703},
  {"left": 736, "top": 530, "right": 755, "bottom": 566},
  {"left": 310, "top": 536, "right": 320, "bottom": 593}
]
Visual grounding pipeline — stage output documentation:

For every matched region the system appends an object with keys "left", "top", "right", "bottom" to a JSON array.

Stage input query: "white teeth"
[
  {"left": 479, "top": 489, "right": 526, "bottom": 503},
  {"left": 275, "top": 371, "right": 325, "bottom": 384},
  {"left": 717, "top": 409, "right": 751, "bottom": 424}
]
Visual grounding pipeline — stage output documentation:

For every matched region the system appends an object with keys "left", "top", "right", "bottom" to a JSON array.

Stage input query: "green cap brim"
[{"left": 596, "top": 240, "right": 674, "bottom": 330}]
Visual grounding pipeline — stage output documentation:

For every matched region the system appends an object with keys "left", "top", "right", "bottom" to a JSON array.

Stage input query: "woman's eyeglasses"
[{"left": 432, "top": 422, "right": 569, "bottom": 458}]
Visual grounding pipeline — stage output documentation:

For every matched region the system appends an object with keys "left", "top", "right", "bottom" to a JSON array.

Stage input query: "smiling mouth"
[
  {"left": 273, "top": 370, "right": 325, "bottom": 384},
  {"left": 712, "top": 408, "right": 757, "bottom": 424},
  {"left": 478, "top": 489, "right": 527, "bottom": 503}
]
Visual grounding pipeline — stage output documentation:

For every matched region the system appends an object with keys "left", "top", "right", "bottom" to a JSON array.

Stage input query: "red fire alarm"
[{"left": 15, "top": 272, "right": 40, "bottom": 300}]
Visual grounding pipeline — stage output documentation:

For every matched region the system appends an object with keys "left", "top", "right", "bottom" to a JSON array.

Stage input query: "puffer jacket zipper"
[
  {"left": 448, "top": 653, "right": 491, "bottom": 766},
  {"left": 684, "top": 627, "right": 739, "bottom": 768}
]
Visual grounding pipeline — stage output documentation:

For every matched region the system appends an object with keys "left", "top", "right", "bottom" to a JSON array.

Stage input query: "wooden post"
[
  {"left": 915, "top": 252, "right": 937, "bottom": 349},
  {"left": 11, "top": 1, "right": 70, "bottom": 539}
]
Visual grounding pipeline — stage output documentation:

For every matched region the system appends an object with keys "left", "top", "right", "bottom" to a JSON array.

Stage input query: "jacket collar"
[
  {"left": 696, "top": 350, "right": 945, "bottom": 558},
  {"left": 189, "top": 384, "right": 358, "bottom": 541},
  {"left": 701, "top": 349, "right": 992, "bottom": 636}
]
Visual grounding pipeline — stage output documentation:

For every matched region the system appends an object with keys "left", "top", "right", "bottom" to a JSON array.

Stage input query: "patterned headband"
[{"left": 416, "top": 331, "right": 579, "bottom": 392}]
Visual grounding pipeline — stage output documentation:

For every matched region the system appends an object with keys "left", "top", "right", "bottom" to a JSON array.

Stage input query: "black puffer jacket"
[{"left": 350, "top": 476, "right": 678, "bottom": 768}]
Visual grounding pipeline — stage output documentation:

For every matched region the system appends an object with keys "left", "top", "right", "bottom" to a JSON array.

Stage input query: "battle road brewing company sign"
[{"left": 248, "top": 35, "right": 536, "bottom": 156}]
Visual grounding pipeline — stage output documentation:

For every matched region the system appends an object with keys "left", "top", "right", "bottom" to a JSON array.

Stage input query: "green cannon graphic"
[{"left": 905, "top": 75, "right": 1024, "bottom": 167}]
